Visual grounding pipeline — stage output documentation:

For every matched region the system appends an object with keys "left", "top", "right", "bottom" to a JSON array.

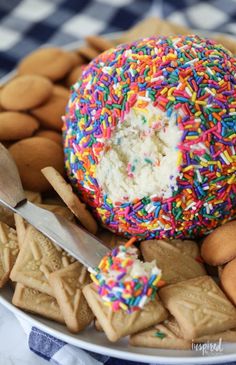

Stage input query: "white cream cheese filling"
[{"left": 96, "top": 102, "right": 182, "bottom": 203}]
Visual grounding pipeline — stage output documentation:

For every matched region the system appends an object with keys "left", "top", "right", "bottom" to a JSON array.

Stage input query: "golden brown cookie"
[
  {"left": 141, "top": 239, "right": 206, "bottom": 285},
  {"left": 34, "top": 130, "right": 62, "bottom": 145},
  {"left": 0, "top": 75, "right": 53, "bottom": 111},
  {"left": 83, "top": 283, "right": 168, "bottom": 342},
  {"left": 25, "top": 190, "right": 42, "bottom": 204},
  {"left": 12, "top": 283, "right": 65, "bottom": 323},
  {"left": 159, "top": 276, "right": 236, "bottom": 340},
  {"left": 9, "top": 137, "right": 64, "bottom": 192},
  {"left": 169, "top": 239, "right": 200, "bottom": 259},
  {"left": 41, "top": 166, "right": 98, "bottom": 234},
  {"left": 195, "top": 329, "right": 236, "bottom": 343},
  {"left": 201, "top": 220, "right": 236, "bottom": 266},
  {"left": 65, "top": 66, "right": 83, "bottom": 87},
  {"left": 214, "top": 35, "right": 236, "bottom": 55},
  {"left": 0, "top": 222, "right": 19, "bottom": 287},
  {"left": 31, "top": 86, "right": 68, "bottom": 131},
  {"left": 14, "top": 202, "right": 73, "bottom": 248},
  {"left": 220, "top": 258, "right": 236, "bottom": 305},
  {"left": 68, "top": 51, "right": 85, "bottom": 68},
  {"left": 10, "top": 225, "right": 76, "bottom": 295},
  {"left": 130, "top": 323, "right": 191, "bottom": 350},
  {"left": 18, "top": 47, "right": 75, "bottom": 81},
  {"left": 120, "top": 17, "right": 190, "bottom": 43},
  {"left": 54, "top": 85, "right": 70, "bottom": 99},
  {"left": 0, "top": 112, "right": 39, "bottom": 140},
  {"left": 77, "top": 46, "right": 100, "bottom": 61},
  {"left": 48, "top": 262, "right": 93, "bottom": 333},
  {"left": 0, "top": 88, "right": 3, "bottom": 111},
  {"left": 85, "top": 35, "right": 114, "bottom": 52},
  {"left": 218, "top": 265, "right": 225, "bottom": 279}
]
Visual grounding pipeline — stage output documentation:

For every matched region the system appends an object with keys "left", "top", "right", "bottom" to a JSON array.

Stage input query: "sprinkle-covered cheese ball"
[{"left": 64, "top": 35, "right": 236, "bottom": 240}]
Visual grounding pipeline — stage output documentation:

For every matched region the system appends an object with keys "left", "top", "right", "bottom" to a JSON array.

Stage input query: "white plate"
[
  {"left": 1, "top": 285, "right": 236, "bottom": 364},
  {"left": 1, "top": 33, "right": 236, "bottom": 364}
]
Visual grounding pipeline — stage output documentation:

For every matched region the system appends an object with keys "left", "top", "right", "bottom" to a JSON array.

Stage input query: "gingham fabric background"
[
  {"left": 1, "top": 0, "right": 236, "bottom": 364},
  {"left": 1, "top": 0, "right": 236, "bottom": 78}
]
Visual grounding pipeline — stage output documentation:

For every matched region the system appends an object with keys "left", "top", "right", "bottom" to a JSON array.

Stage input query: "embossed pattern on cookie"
[
  {"left": 12, "top": 283, "right": 65, "bottom": 323},
  {"left": 48, "top": 261, "right": 93, "bottom": 333},
  {"left": 141, "top": 239, "right": 206, "bottom": 284},
  {"left": 159, "top": 276, "right": 236, "bottom": 340},
  {"left": 83, "top": 283, "right": 168, "bottom": 342},
  {"left": 0, "top": 222, "right": 19, "bottom": 287},
  {"left": 10, "top": 225, "right": 75, "bottom": 295}
]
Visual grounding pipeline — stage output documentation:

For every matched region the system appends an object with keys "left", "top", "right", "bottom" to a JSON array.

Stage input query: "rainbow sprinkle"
[
  {"left": 63, "top": 35, "right": 236, "bottom": 240},
  {"left": 89, "top": 238, "right": 163, "bottom": 312}
]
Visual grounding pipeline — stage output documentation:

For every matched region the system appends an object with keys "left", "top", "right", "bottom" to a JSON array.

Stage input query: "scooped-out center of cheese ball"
[{"left": 96, "top": 102, "right": 182, "bottom": 203}]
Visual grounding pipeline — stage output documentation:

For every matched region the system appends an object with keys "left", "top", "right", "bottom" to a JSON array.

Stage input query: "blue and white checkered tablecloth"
[
  {"left": 0, "top": 0, "right": 236, "bottom": 78},
  {"left": 1, "top": 0, "right": 236, "bottom": 364}
]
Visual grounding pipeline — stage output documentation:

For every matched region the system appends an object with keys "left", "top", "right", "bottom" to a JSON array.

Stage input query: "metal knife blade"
[{"left": 0, "top": 198, "right": 109, "bottom": 268}]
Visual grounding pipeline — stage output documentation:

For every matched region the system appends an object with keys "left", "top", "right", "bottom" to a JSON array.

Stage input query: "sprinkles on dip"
[
  {"left": 89, "top": 237, "right": 164, "bottom": 312},
  {"left": 63, "top": 35, "right": 236, "bottom": 240}
]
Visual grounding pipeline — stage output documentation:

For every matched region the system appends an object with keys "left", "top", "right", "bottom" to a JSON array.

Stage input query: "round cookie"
[
  {"left": 201, "top": 220, "right": 236, "bottom": 266},
  {"left": 221, "top": 258, "right": 236, "bottom": 305},
  {"left": 86, "top": 35, "right": 114, "bottom": 52},
  {"left": 0, "top": 88, "right": 4, "bottom": 111},
  {"left": 67, "top": 51, "right": 84, "bottom": 67},
  {"left": 35, "top": 130, "right": 62, "bottom": 145},
  {"left": 31, "top": 85, "right": 68, "bottom": 131},
  {"left": 77, "top": 46, "right": 100, "bottom": 61},
  {"left": 0, "top": 75, "right": 53, "bottom": 111},
  {"left": 53, "top": 85, "right": 70, "bottom": 99},
  {"left": 64, "top": 35, "right": 236, "bottom": 240},
  {"left": 18, "top": 47, "right": 75, "bottom": 81},
  {"left": 65, "top": 66, "right": 83, "bottom": 87},
  {"left": 9, "top": 137, "right": 64, "bottom": 192},
  {"left": 0, "top": 112, "right": 39, "bottom": 140}
]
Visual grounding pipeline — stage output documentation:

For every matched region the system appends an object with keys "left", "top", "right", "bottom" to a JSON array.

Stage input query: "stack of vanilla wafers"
[{"left": 0, "top": 16, "right": 236, "bottom": 348}]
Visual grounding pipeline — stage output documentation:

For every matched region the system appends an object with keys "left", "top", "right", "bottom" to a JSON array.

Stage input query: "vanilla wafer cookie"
[
  {"left": 0, "top": 222, "right": 19, "bottom": 287},
  {"left": 12, "top": 283, "right": 64, "bottom": 323},
  {"left": 10, "top": 225, "right": 75, "bottom": 295},
  {"left": 83, "top": 283, "right": 168, "bottom": 342},
  {"left": 159, "top": 276, "right": 236, "bottom": 340},
  {"left": 49, "top": 262, "right": 93, "bottom": 333},
  {"left": 41, "top": 167, "right": 97, "bottom": 234},
  {"left": 18, "top": 47, "right": 75, "bottom": 81},
  {"left": 85, "top": 35, "right": 114, "bottom": 52}
]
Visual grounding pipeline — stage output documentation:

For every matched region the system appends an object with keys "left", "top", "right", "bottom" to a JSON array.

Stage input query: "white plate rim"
[{"left": 1, "top": 292, "right": 236, "bottom": 365}]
